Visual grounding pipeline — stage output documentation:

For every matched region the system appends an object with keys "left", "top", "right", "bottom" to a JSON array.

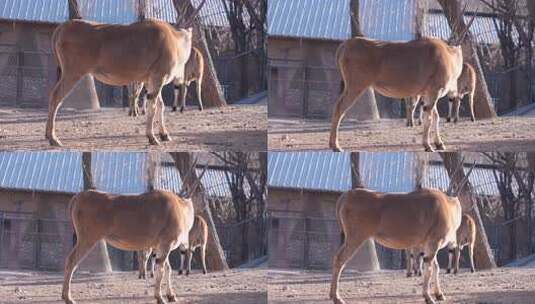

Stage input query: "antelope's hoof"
[
  {"left": 435, "top": 293, "right": 446, "bottom": 301},
  {"left": 471, "top": 118, "right": 475, "bottom": 122},
  {"left": 446, "top": 269, "right": 451, "bottom": 274},
  {"left": 454, "top": 119, "right": 459, "bottom": 123},
  {"left": 418, "top": 121, "right": 422, "bottom": 126},
  {"left": 148, "top": 136, "right": 160, "bottom": 146},
  {"left": 435, "top": 143, "right": 446, "bottom": 151},
  {"left": 156, "top": 297, "right": 166, "bottom": 304},
  {"left": 178, "top": 270, "right": 183, "bottom": 275},
  {"left": 406, "top": 272, "right": 413, "bottom": 277},
  {"left": 180, "top": 106, "right": 185, "bottom": 113},
  {"left": 471, "top": 268, "right": 475, "bottom": 273},
  {"left": 424, "top": 296, "right": 436, "bottom": 304},
  {"left": 447, "top": 117, "right": 451, "bottom": 123},
  {"left": 160, "top": 133, "right": 172, "bottom": 142},
  {"left": 172, "top": 106, "right": 177, "bottom": 112},
  {"left": 198, "top": 106, "right": 203, "bottom": 111},
  {"left": 203, "top": 270, "right": 207, "bottom": 275},
  {"left": 186, "top": 270, "right": 190, "bottom": 276},
  {"left": 166, "top": 294, "right": 177, "bottom": 302},
  {"left": 150, "top": 273, "right": 154, "bottom": 278}
]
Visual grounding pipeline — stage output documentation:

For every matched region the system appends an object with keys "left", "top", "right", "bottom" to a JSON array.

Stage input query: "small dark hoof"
[
  {"left": 435, "top": 143, "right": 446, "bottom": 151},
  {"left": 471, "top": 268, "right": 475, "bottom": 273},
  {"left": 454, "top": 119, "right": 459, "bottom": 123},
  {"left": 150, "top": 273, "right": 154, "bottom": 278},
  {"left": 180, "top": 106, "right": 185, "bottom": 113},
  {"left": 185, "top": 270, "right": 190, "bottom": 276},
  {"left": 471, "top": 118, "right": 475, "bottom": 122},
  {"left": 435, "top": 293, "right": 445, "bottom": 301},
  {"left": 202, "top": 270, "right": 207, "bottom": 275},
  {"left": 446, "top": 269, "right": 451, "bottom": 274},
  {"left": 156, "top": 297, "right": 166, "bottom": 304},
  {"left": 166, "top": 294, "right": 177, "bottom": 302},
  {"left": 160, "top": 133, "right": 172, "bottom": 142},
  {"left": 148, "top": 137, "right": 160, "bottom": 146},
  {"left": 447, "top": 118, "right": 451, "bottom": 123},
  {"left": 178, "top": 270, "right": 183, "bottom": 275},
  {"left": 406, "top": 272, "right": 413, "bottom": 277},
  {"left": 418, "top": 121, "right": 422, "bottom": 126},
  {"left": 172, "top": 106, "right": 177, "bottom": 112},
  {"left": 198, "top": 106, "right": 203, "bottom": 111}
]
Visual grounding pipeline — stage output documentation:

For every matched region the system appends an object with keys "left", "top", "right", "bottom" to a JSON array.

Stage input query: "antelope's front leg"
[
  {"left": 422, "top": 256, "right": 436, "bottom": 304},
  {"left": 432, "top": 259, "right": 445, "bottom": 301},
  {"left": 156, "top": 95, "right": 172, "bottom": 142},
  {"left": 164, "top": 260, "right": 177, "bottom": 302},
  {"left": 145, "top": 92, "right": 160, "bottom": 146},
  {"left": 432, "top": 108, "right": 446, "bottom": 150},
  {"left": 421, "top": 103, "right": 434, "bottom": 152}
]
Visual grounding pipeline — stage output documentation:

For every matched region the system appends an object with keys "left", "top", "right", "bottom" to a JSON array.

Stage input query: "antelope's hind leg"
[
  {"left": 329, "top": 85, "right": 369, "bottom": 152},
  {"left": 46, "top": 73, "right": 84, "bottom": 147},
  {"left": 62, "top": 237, "right": 99, "bottom": 304}
]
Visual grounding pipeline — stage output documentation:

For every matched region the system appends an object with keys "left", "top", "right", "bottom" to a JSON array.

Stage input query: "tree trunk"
[
  {"left": 349, "top": 0, "right": 379, "bottom": 121},
  {"left": 64, "top": 0, "right": 100, "bottom": 110},
  {"left": 169, "top": 152, "right": 229, "bottom": 271},
  {"left": 79, "top": 152, "right": 112, "bottom": 273},
  {"left": 173, "top": 1, "right": 227, "bottom": 107},
  {"left": 347, "top": 152, "right": 380, "bottom": 271},
  {"left": 440, "top": 152, "right": 497, "bottom": 270},
  {"left": 436, "top": 0, "right": 497, "bottom": 119}
]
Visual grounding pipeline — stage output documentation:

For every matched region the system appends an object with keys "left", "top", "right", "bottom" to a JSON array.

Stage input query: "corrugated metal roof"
[
  {"left": 360, "top": 0, "right": 416, "bottom": 41},
  {"left": 424, "top": 13, "right": 516, "bottom": 45},
  {"left": 268, "top": 0, "right": 351, "bottom": 41},
  {"left": 0, "top": 0, "right": 237, "bottom": 27},
  {"left": 0, "top": 152, "right": 238, "bottom": 198},
  {"left": 268, "top": 152, "right": 505, "bottom": 197},
  {"left": 268, "top": 152, "right": 352, "bottom": 192},
  {"left": 0, "top": 0, "right": 67, "bottom": 24}
]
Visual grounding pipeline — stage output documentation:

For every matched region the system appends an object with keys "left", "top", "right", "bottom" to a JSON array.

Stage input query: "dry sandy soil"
[
  {"left": 268, "top": 117, "right": 535, "bottom": 152},
  {"left": 0, "top": 268, "right": 266, "bottom": 304},
  {"left": 268, "top": 267, "right": 535, "bottom": 304},
  {"left": 0, "top": 105, "right": 267, "bottom": 151}
]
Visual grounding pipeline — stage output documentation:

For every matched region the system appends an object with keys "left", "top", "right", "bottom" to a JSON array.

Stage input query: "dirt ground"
[
  {"left": 0, "top": 268, "right": 267, "bottom": 304},
  {"left": 268, "top": 117, "right": 535, "bottom": 152},
  {"left": 0, "top": 105, "right": 267, "bottom": 151},
  {"left": 268, "top": 267, "right": 535, "bottom": 304}
]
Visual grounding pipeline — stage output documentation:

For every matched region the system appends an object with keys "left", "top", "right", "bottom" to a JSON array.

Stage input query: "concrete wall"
[
  {"left": 0, "top": 189, "right": 73, "bottom": 271},
  {"left": 268, "top": 188, "right": 345, "bottom": 269}
]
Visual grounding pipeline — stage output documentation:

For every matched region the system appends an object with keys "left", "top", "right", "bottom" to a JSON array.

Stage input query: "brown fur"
[
  {"left": 62, "top": 190, "right": 194, "bottom": 304},
  {"left": 46, "top": 19, "right": 193, "bottom": 147},
  {"left": 330, "top": 37, "right": 464, "bottom": 152},
  {"left": 330, "top": 188, "right": 462, "bottom": 304}
]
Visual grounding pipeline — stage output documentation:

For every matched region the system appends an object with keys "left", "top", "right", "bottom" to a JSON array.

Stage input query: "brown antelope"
[
  {"left": 405, "top": 62, "right": 477, "bottom": 127},
  {"left": 448, "top": 213, "right": 476, "bottom": 274},
  {"left": 46, "top": 18, "right": 194, "bottom": 147},
  {"left": 178, "top": 214, "right": 208, "bottom": 275},
  {"left": 330, "top": 13, "right": 476, "bottom": 152},
  {"left": 62, "top": 166, "right": 206, "bottom": 304},
  {"left": 330, "top": 170, "right": 475, "bottom": 304},
  {"left": 129, "top": 47, "right": 204, "bottom": 117}
]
